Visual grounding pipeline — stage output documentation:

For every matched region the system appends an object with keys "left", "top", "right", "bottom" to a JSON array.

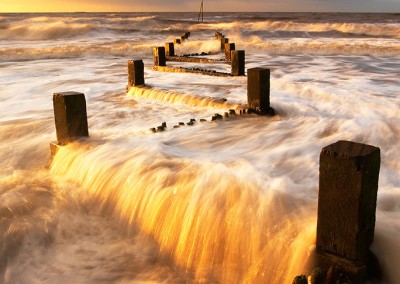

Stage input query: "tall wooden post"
[
  {"left": 247, "top": 67, "right": 269, "bottom": 109},
  {"left": 53, "top": 92, "right": 89, "bottom": 145},
  {"left": 225, "top": 43, "right": 235, "bottom": 61},
  {"left": 317, "top": 140, "right": 380, "bottom": 262},
  {"left": 231, "top": 50, "right": 245, "bottom": 76},
  {"left": 165, "top": 42, "right": 175, "bottom": 56},
  {"left": 220, "top": 37, "right": 228, "bottom": 50},
  {"left": 153, "top": 46, "right": 166, "bottom": 66},
  {"left": 315, "top": 140, "right": 381, "bottom": 282},
  {"left": 128, "top": 59, "right": 144, "bottom": 87}
]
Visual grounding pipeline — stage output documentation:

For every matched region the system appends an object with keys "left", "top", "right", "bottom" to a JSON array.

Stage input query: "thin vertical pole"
[
  {"left": 198, "top": 1, "right": 204, "bottom": 22},
  {"left": 202, "top": 1, "right": 204, "bottom": 22}
]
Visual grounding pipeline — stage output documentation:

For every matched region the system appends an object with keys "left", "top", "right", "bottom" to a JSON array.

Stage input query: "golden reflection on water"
[{"left": 51, "top": 143, "right": 315, "bottom": 283}]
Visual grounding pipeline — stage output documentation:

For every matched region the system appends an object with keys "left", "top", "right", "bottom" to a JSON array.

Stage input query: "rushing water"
[{"left": 0, "top": 12, "right": 399, "bottom": 284}]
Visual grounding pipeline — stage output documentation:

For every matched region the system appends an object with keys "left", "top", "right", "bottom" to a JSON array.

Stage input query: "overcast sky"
[{"left": 1, "top": 0, "right": 400, "bottom": 13}]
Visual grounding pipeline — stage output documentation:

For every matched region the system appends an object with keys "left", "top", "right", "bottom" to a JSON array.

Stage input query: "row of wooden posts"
[
  {"left": 128, "top": 58, "right": 271, "bottom": 113},
  {"left": 51, "top": 33, "right": 381, "bottom": 283},
  {"left": 153, "top": 31, "right": 245, "bottom": 76},
  {"left": 165, "top": 31, "right": 238, "bottom": 61},
  {"left": 215, "top": 31, "right": 236, "bottom": 61}
]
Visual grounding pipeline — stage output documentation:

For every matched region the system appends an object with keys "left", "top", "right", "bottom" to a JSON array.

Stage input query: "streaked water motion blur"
[{"left": 0, "top": 12, "right": 399, "bottom": 283}]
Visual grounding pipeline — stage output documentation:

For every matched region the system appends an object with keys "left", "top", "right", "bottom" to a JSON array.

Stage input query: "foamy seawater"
[{"left": 0, "top": 12, "right": 399, "bottom": 283}]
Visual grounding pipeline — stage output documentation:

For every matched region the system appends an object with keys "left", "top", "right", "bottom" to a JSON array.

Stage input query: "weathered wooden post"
[
  {"left": 165, "top": 42, "right": 175, "bottom": 56},
  {"left": 220, "top": 37, "right": 228, "bottom": 50},
  {"left": 153, "top": 46, "right": 166, "bottom": 66},
  {"left": 51, "top": 92, "right": 89, "bottom": 155},
  {"left": 127, "top": 59, "right": 144, "bottom": 87},
  {"left": 174, "top": 38, "right": 181, "bottom": 44},
  {"left": 182, "top": 32, "right": 190, "bottom": 39},
  {"left": 231, "top": 50, "right": 245, "bottom": 76},
  {"left": 316, "top": 140, "right": 380, "bottom": 281},
  {"left": 225, "top": 43, "right": 235, "bottom": 61},
  {"left": 247, "top": 67, "right": 269, "bottom": 110}
]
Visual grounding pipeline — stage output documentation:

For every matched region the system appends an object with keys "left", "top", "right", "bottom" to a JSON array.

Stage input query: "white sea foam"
[{"left": 0, "top": 21, "right": 96, "bottom": 40}]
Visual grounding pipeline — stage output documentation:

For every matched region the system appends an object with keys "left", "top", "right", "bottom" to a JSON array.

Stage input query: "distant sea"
[{"left": 0, "top": 12, "right": 399, "bottom": 283}]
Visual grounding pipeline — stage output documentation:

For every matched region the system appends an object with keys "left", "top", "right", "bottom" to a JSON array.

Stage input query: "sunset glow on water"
[{"left": 0, "top": 12, "right": 399, "bottom": 283}]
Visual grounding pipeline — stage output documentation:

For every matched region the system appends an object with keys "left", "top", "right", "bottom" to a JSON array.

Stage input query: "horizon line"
[{"left": 0, "top": 11, "right": 398, "bottom": 14}]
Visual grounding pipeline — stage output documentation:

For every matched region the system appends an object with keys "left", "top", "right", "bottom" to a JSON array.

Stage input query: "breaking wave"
[
  {"left": 0, "top": 21, "right": 96, "bottom": 40},
  {"left": 238, "top": 37, "right": 400, "bottom": 56},
  {"left": 200, "top": 20, "right": 400, "bottom": 39},
  {"left": 128, "top": 86, "right": 242, "bottom": 109},
  {"left": 2, "top": 38, "right": 399, "bottom": 62},
  {"left": 0, "top": 43, "right": 152, "bottom": 61}
]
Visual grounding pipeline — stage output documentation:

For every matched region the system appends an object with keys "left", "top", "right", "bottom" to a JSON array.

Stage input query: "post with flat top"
[
  {"left": 316, "top": 140, "right": 380, "bottom": 282},
  {"left": 247, "top": 67, "right": 270, "bottom": 110},
  {"left": 153, "top": 46, "right": 166, "bottom": 67},
  {"left": 51, "top": 92, "right": 89, "bottom": 155},
  {"left": 165, "top": 42, "right": 175, "bottom": 56},
  {"left": 231, "top": 50, "right": 245, "bottom": 76},
  {"left": 220, "top": 37, "right": 228, "bottom": 50},
  {"left": 247, "top": 67, "right": 274, "bottom": 115},
  {"left": 225, "top": 43, "right": 235, "bottom": 61},
  {"left": 128, "top": 59, "right": 144, "bottom": 87}
]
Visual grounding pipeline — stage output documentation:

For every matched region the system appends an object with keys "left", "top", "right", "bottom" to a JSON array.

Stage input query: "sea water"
[{"left": 0, "top": 12, "right": 399, "bottom": 283}]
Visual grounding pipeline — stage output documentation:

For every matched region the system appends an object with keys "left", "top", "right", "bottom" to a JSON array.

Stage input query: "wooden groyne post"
[
  {"left": 247, "top": 67, "right": 275, "bottom": 114},
  {"left": 165, "top": 42, "right": 175, "bottom": 56},
  {"left": 315, "top": 140, "right": 380, "bottom": 282},
  {"left": 51, "top": 92, "right": 89, "bottom": 155},
  {"left": 128, "top": 59, "right": 145, "bottom": 87},
  {"left": 220, "top": 37, "right": 228, "bottom": 51},
  {"left": 225, "top": 43, "right": 235, "bottom": 61},
  {"left": 231, "top": 50, "right": 244, "bottom": 76},
  {"left": 153, "top": 46, "right": 166, "bottom": 67}
]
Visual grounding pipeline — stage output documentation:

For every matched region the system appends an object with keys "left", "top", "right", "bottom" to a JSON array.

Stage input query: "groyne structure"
[
  {"left": 50, "top": 31, "right": 381, "bottom": 284},
  {"left": 153, "top": 31, "right": 245, "bottom": 76},
  {"left": 51, "top": 51, "right": 274, "bottom": 152}
]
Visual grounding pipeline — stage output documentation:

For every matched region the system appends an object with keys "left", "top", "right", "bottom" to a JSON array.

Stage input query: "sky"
[{"left": 1, "top": 0, "right": 399, "bottom": 13}]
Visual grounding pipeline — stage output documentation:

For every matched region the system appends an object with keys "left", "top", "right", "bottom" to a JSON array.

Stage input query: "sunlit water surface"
[{"left": 0, "top": 12, "right": 399, "bottom": 284}]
